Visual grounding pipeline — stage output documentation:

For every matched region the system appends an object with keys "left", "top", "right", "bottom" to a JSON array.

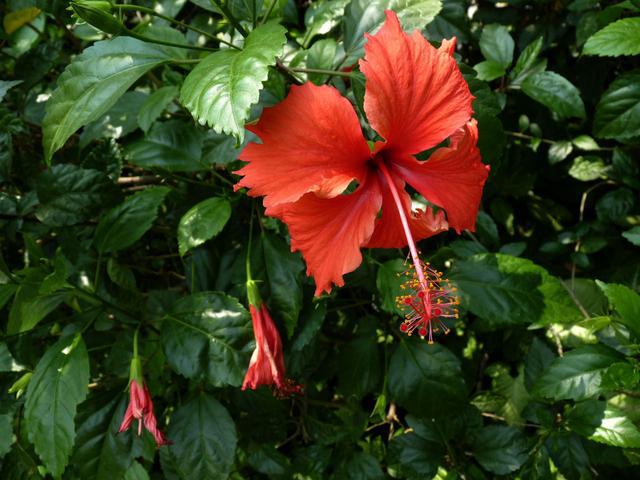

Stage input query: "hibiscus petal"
[
  {"left": 366, "top": 175, "right": 448, "bottom": 248},
  {"left": 235, "top": 83, "right": 371, "bottom": 208},
  {"left": 359, "top": 10, "right": 473, "bottom": 156},
  {"left": 269, "top": 179, "right": 382, "bottom": 295},
  {"left": 392, "top": 120, "right": 490, "bottom": 233}
]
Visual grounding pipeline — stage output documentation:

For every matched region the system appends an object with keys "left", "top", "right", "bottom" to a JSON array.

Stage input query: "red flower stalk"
[
  {"left": 242, "top": 282, "right": 302, "bottom": 396},
  {"left": 118, "top": 379, "right": 169, "bottom": 447},
  {"left": 235, "top": 11, "right": 489, "bottom": 340}
]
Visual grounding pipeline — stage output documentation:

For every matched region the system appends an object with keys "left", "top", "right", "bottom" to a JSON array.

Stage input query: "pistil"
[{"left": 376, "top": 161, "right": 459, "bottom": 342}]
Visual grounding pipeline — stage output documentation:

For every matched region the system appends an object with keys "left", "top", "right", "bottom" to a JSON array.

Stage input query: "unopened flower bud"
[{"left": 70, "top": 1, "right": 126, "bottom": 35}]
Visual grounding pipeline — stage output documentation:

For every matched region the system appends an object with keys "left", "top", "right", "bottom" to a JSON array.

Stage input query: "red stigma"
[{"left": 395, "top": 259, "right": 459, "bottom": 343}]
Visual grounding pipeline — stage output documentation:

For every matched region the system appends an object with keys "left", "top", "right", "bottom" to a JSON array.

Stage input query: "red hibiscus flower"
[
  {"left": 235, "top": 11, "right": 489, "bottom": 340},
  {"left": 242, "top": 296, "right": 302, "bottom": 396},
  {"left": 118, "top": 379, "right": 169, "bottom": 447}
]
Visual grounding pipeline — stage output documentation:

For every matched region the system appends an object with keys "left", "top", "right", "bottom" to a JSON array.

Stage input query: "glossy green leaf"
[
  {"left": 597, "top": 281, "right": 640, "bottom": 338},
  {"left": 339, "top": 0, "right": 442, "bottom": 65},
  {"left": 593, "top": 71, "right": 640, "bottom": 142},
  {"left": 25, "top": 334, "right": 90, "bottom": 479},
  {"left": 161, "top": 394, "right": 237, "bottom": 479},
  {"left": 93, "top": 187, "right": 170, "bottom": 254},
  {"left": 474, "top": 60, "right": 506, "bottom": 81},
  {"left": 511, "top": 36, "right": 543, "bottom": 82},
  {"left": 35, "top": 164, "right": 121, "bottom": 227},
  {"left": 376, "top": 259, "right": 405, "bottom": 315},
  {"left": 388, "top": 418, "right": 444, "bottom": 479},
  {"left": 43, "top": 37, "right": 175, "bottom": 162},
  {"left": 590, "top": 406, "right": 640, "bottom": 447},
  {"left": 180, "top": 22, "right": 287, "bottom": 142},
  {"left": 473, "top": 425, "right": 528, "bottom": 475},
  {"left": 532, "top": 345, "right": 623, "bottom": 401},
  {"left": 303, "top": 0, "right": 350, "bottom": 46},
  {"left": 178, "top": 197, "right": 231, "bottom": 256},
  {"left": 306, "top": 38, "right": 337, "bottom": 84},
  {"left": 522, "top": 71, "right": 586, "bottom": 119},
  {"left": 0, "top": 80, "right": 23, "bottom": 101},
  {"left": 450, "top": 253, "right": 581, "bottom": 330},
  {"left": 161, "top": 292, "right": 253, "bottom": 387},
  {"left": 73, "top": 392, "right": 138, "bottom": 480},
  {"left": 568, "top": 155, "right": 607, "bottom": 181},
  {"left": 137, "top": 85, "right": 179, "bottom": 132},
  {"left": 388, "top": 338, "right": 466, "bottom": 417},
  {"left": 260, "top": 233, "right": 304, "bottom": 338},
  {"left": 584, "top": 18, "right": 640, "bottom": 57},
  {"left": 622, "top": 226, "right": 640, "bottom": 246},
  {"left": 479, "top": 24, "right": 514, "bottom": 68},
  {"left": 125, "top": 120, "right": 205, "bottom": 172},
  {"left": 8, "top": 268, "right": 67, "bottom": 334}
]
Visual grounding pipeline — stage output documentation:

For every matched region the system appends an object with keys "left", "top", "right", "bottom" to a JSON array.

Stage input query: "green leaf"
[
  {"left": 340, "top": 0, "right": 442, "bottom": 66},
  {"left": 593, "top": 71, "right": 640, "bottom": 142},
  {"left": 511, "top": 36, "right": 543, "bottom": 81},
  {"left": 0, "top": 412, "right": 14, "bottom": 459},
  {"left": 387, "top": 0, "right": 443, "bottom": 31},
  {"left": 572, "top": 134, "right": 600, "bottom": 151},
  {"left": 0, "top": 80, "right": 23, "bottom": 101},
  {"left": 260, "top": 233, "right": 304, "bottom": 338},
  {"left": 376, "top": 259, "right": 405, "bottom": 315},
  {"left": 596, "top": 280, "right": 640, "bottom": 338},
  {"left": 545, "top": 433, "right": 589, "bottom": 480},
  {"left": 532, "top": 344, "right": 623, "bottom": 401},
  {"left": 479, "top": 24, "right": 514, "bottom": 68},
  {"left": 522, "top": 71, "right": 586, "bottom": 119},
  {"left": 584, "top": 18, "right": 640, "bottom": 57},
  {"left": 306, "top": 39, "right": 337, "bottom": 84},
  {"left": 622, "top": 226, "right": 640, "bottom": 246},
  {"left": 568, "top": 155, "right": 607, "bottom": 181},
  {"left": 161, "top": 394, "right": 237, "bottom": 479},
  {"left": 595, "top": 188, "right": 635, "bottom": 222},
  {"left": 8, "top": 268, "right": 67, "bottom": 334},
  {"left": 43, "top": 37, "right": 175, "bottom": 163},
  {"left": 303, "top": 0, "right": 350, "bottom": 46},
  {"left": 93, "top": 186, "right": 170, "bottom": 254},
  {"left": 524, "top": 337, "right": 556, "bottom": 391},
  {"left": 25, "top": 334, "right": 90, "bottom": 479},
  {"left": 473, "top": 60, "right": 506, "bottom": 81},
  {"left": 73, "top": 392, "right": 138, "bottom": 480},
  {"left": 178, "top": 197, "right": 231, "bottom": 256},
  {"left": 388, "top": 418, "right": 444, "bottom": 479},
  {"left": 180, "top": 22, "right": 287, "bottom": 142},
  {"left": 337, "top": 321, "right": 381, "bottom": 397},
  {"left": 80, "top": 91, "right": 148, "bottom": 148},
  {"left": 590, "top": 406, "right": 640, "bottom": 447},
  {"left": 450, "top": 253, "right": 581, "bottom": 330},
  {"left": 472, "top": 425, "right": 528, "bottom": 475},
  {"left": 472, "top": 365, "right": 529, "bottom": 425},
  {"left": 334, "top": 452, "right": 384, "bottom": 480},
  {"left": 124, "top": 462, "right": 149, "bottom": 480},
  {"left": 388, "top": 338, "right": 466, "bottom": 417},
  {"left": 125, "top": 120, "right": 205, "bottom": 172},
  {"left": 106, "top": 258, "right": 137, "bottom": 290},
  {"left": 35, "top": 164, "right": 121, "bottom": 227},
  {"left": 0, "top": 341, "right": 18, "bottom": 372},
  {"left": 137, "top": 85, "right": 178, "bottom": 133},
  {"left": 161, "top": 292, "right": 253, "bottom": 387}
]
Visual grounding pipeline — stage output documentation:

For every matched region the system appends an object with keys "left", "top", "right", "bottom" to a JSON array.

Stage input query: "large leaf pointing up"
[
  {"left": 25, "top": 334, "right": 90, "bottom": 479},
  {"left": 180, "top": 22, "right": 287, "bottom": 143},
  {"left": 43, "top": 37, "right": 175, "bottom": 163}
]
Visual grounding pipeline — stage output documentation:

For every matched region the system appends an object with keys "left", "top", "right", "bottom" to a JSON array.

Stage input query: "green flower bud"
[{"left": 70, "top": 1, "right": 126, "bottom": 35}]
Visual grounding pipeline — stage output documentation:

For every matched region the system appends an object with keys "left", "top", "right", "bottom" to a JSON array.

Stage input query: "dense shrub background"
[{"left": 1, "top": 0, "right": 640, "bottom": 478}]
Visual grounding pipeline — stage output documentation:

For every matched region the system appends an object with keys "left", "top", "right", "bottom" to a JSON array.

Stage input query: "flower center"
[{"left": 376, "top": 160, "right": 459, "bottom": 343}]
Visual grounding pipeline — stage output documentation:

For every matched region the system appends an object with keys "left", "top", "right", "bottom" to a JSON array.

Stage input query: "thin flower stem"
[
  {"left": 507, "top": 131, "right": 615, "bottom": 151},
  {"left": 291, "top": 67, "right": 354, "bottom": 79},
  {"left": 125, "top": 30, "right": 217, "bottom": 51},
  {"left": 210, "top": 0, "right": 249, "bottom": 37},
  {"left": 113, "top": 3, "right": 232, "bottom": 46},
  {"left": 259, "top": 0, "right": 278, "bottom": 26},
  {"left": 377, "top": 162, "right": 427, "bottom": 290}
]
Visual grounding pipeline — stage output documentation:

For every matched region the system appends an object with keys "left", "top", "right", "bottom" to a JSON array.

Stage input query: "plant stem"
[
  {"left": 128, "top": 30, "right": 217, "bottom": 51},
  {"left": 291, "top": 67, "right": 354, "bottom": 79},
  {"left": 210, "top": 0, "right": 249, "bottom": 37},
  {"left": 113, "top": 3, "right": 225, "bottom": 44},
  {"left": 259, "top": 0, "right": 278, "bottom": 26}
]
